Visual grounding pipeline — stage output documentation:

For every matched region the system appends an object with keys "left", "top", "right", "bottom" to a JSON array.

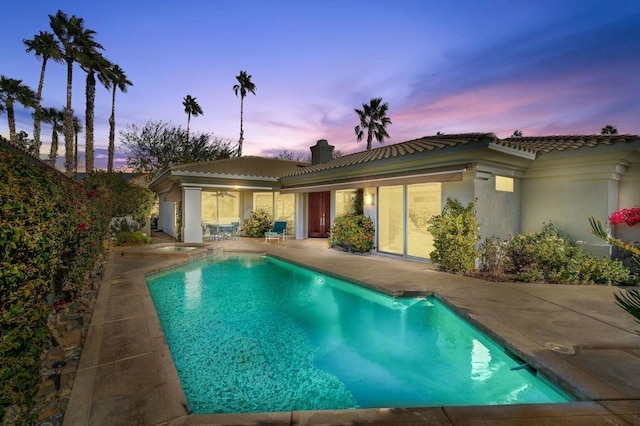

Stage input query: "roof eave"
[
  {"left": 171, "top": 170, "right": 280, "bottom": 182},
  {"left": 488, "top": 142, "right": 537, "bottom": 160},
  {"left": 148, "top": 169, "right": 172, "bottom": 191}
]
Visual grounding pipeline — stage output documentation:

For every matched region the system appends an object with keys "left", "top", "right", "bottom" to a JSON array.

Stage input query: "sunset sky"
[{"left": 2, "top": 0, "right": 639, "bottom": 169}]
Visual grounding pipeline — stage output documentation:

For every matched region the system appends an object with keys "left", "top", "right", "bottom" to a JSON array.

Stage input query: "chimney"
[{"left": 310, "top": 139, "right": 334, "bottom": 165}]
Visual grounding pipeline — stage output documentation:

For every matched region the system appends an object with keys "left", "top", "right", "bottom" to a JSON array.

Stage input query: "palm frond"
[
  {"left": 615, "top": 288, "right": 640, "bottom": 328},
  {"left": 589, "top": 216, "right": 608, "bottom": 240}
]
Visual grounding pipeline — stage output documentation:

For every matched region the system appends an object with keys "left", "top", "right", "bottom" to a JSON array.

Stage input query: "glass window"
[
  {"left": 378, "top": 183, "right": 442, "bottom": 259},
  {"left": 202, "top": 191, "right": 240, "bottom": 225},
  {"left": 252, "top": 191, "right": 296, "bottom": 234},
  {"left": 378, "top": 185, "right": 404, "bottom": 255},
  {"left": 253, "top": 192, "right": 273, "bottom": 213},
  {"left": 274, "top": 192, "right": 295, "bottom": 232},
  {"left": 496, "top": 176, "right": 514, "bottom": 192},
  {"left": 335, "top": 189, "right": 358, "bottom": 216},
  {"left": 407, "top": 183, "right": 441, "bottom": 258}
]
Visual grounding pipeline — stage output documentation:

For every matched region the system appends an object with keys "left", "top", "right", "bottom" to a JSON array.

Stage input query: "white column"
[
  {"left": 295, "top": 193, "right": 307, "bottom": 239},
  {"left": 182, "top": 186, "right": 203, "bottom": 243}
]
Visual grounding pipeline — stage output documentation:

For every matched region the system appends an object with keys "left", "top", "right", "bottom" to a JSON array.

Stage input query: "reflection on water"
[
  {"left": 471, "top": 339, "right": 493, "bottom": 382},
  {"left": 184, "top": 269, "right": 202, "bottom": 310},
  {"left": 147, "top": 254, "right": 570, "bottom": 414}
]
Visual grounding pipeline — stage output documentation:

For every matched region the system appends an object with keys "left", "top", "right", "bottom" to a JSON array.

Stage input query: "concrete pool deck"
[{"left": 62, "top": 236, "right": 640, "bottom": 425}]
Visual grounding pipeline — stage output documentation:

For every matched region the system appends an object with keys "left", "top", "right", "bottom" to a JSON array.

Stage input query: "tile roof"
[
  {"left": 496, "top": 134, "right": 639, "bottom": 154},
  {"left": 169, "top": 156, "right": 309, "bottom": 178},
  {"left": 282, "top": 133, "right": 639, "bottom": 177},
  {"left": 157, "top": 133, "right": 639, "bottom": 185},
  {"left": 283, "top": 133, "right": 496, "bottom": 177}
]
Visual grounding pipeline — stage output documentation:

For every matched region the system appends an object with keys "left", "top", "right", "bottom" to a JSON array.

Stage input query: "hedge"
[{"left": 0, "top": 149, "right": 110, "bottom": 413}]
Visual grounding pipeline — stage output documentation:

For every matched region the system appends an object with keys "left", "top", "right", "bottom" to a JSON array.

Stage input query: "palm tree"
[
  {"left": 40, "top": 107, "right": 64, "bottom": 166},
  {"left": 354, "top": 97, "right": 392, "bottom": 150},
  {"left": 73, "top": 115, "right": 83, "bottom": 173},
  {"left": 183, "top": 95, "right": 203, "bottom": 142},
  {"left": 23, "top": 31, "right": 62, "bottom": 154},
  {"left": 80, "top": 50, "right": 110, "bottom": 173},
  {"left": 601, "top": 125, "right": 618, "bottom": 135},
  {"left": 232, "top": 70, "right": 256, "bottom": 156},
  {"left": 0, "top": 76, "right": 37, "bottom": 144},
  {"left": 103, "top": 64, "right": 132, "bottom": 172},
  {"left": 49, "top": 9, "right": 102, "bottom": 176}
]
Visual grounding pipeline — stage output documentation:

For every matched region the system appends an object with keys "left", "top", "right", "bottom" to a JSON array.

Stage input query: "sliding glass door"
[
  {"left": 377, "top": 183, "right": 441, "bottom": 259},
  {"left": 407, "top": 183, "right": 441, "bottom": 258},
  {"left": 378, "top": 185, "right": 404, "bottom": 255}
]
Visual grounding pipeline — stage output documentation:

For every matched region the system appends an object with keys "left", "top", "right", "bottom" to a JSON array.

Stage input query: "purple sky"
[{"left": 2, "top": 0, "right": 639, "bottom": 170}]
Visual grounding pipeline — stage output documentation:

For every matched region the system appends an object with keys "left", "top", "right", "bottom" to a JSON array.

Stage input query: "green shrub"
[
  {"left": 329, "top": 214, "right": 375, "bottom": 253},
  {"left": 505, "top": 222, "right": 633, "bottom": 285},
  {"left": 0, "top": 148, "right": 109, "bottom": 411},
  {"left": 427, "top": 198, "right": 479, "bottom": 273},
  {"left": 505, "top": 223, "right": 578, "bottom": 282},
  {"left": 577, "top": 256, "right": 632, "bottom": 286},
  {"left": 479, "top": 235, "right": 507, "bottom": 275},
  {"left": 84, "top": 171, "right": 155, "bottom": 224},
  {"left": 242, "top": 208, "right": 272, "bottom": 237},
  {"left": 116, "top": 231, "right": 151, "bottom": 246}
]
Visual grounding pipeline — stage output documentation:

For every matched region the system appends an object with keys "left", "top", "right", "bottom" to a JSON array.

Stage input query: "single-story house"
[{"left": 148, "top": 133, "right": 640, "bottom": 260}]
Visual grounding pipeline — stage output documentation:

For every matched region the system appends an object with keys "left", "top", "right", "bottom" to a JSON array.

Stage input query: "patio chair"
[
  {"left": 231, "top": 222, "right": 240, "bottom": 239},
  {"left": 206, "top": 224, "right": 220, "bottom": 241},
  {"left": 265, "top": 221, "right": 287, "bottom": 243}
]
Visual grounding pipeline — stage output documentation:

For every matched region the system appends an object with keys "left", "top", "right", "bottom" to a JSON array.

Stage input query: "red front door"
[{"left": 308, "top": 191, "right": 331, "bottom": 237}]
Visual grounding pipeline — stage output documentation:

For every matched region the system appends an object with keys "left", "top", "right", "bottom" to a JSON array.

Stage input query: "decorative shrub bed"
[
  {"left": 427, "top": 198, "right": 635, "bottom": 285},
  {"left": 329, "top": 214, "right": 375, "bottom": 253},
  {"left": 242, "top": 209, "right": 273, "bottom": 237}
]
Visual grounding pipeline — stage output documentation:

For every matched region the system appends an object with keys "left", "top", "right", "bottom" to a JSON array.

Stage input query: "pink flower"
[
  {"left": 79, "top": 222, "right": 87, "bottom": 232},
  {"left": 610, "top": 207, "right": 640, "bottom": 227}
]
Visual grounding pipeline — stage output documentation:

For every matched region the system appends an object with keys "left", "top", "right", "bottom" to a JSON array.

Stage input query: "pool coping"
[{"left": 63, "top": 238, "right": 640, "bottom": 425}]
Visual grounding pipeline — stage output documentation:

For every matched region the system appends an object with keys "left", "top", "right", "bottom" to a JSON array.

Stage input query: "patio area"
[{"left": 62, "top": 235, "right": 640, "bottom": 425}]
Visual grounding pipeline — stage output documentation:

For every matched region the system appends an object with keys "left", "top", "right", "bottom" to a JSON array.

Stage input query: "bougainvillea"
[
  {"left": 0, "top": 149, "right": 110, "bottom": 411},
  {"left": 610, "top": 207, "right": 640, "bottom": 227}
]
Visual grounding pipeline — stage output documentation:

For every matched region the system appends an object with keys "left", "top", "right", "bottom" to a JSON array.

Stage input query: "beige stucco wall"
[
  {"left": 442, "top": 173, "right": 474, "bottom": 207},
  {"left": 521, "top": 171, "right": 614, "bottom": 257},
  {"left": 441, "top": 171, "right": 520, "bottom": 243},
  {"left": 474, "top": 176, "right": 520, "bottom": 242},
  {"left": 616, "top": 154, "right": 640, "bottom": 245},
  {"left": 521, "top": 149, "right": 639, "bottom": 257},
  {"left": 158, "top": 196, "right": 178, "bottom": 239}
]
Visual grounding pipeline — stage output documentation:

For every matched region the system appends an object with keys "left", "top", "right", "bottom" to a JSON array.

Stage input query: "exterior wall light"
[{"left": 364, "top": 194, "right": 374, "bottom": 206}]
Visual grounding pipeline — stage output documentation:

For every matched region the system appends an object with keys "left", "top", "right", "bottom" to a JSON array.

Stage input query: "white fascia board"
[
  {"left": 281, "top": 168, "right": 466, "bottom": 193},
  {"left": 148, "top": 169, "right": 172, "bottom": 190},
  {"left": 171, "top": 170, "right": 279, "bottom": 182},
  {"left": 488, "top": 142, "right": 537, "bottom": 160},
  {"left": 180, "top": 183, "right": 277, "bottom": 190}
]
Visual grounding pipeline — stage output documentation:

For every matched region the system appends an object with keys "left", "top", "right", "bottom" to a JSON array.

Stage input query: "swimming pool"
[{"left": 147, "top": 253, "right": 570, "bottom": 414}]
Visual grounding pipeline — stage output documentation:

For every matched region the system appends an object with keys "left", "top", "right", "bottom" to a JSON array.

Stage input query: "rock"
[
  {"left": 28, "top": 252, "right": 107, "bottom": 426},
  {"left": 36, "top": 402, "right": 60, "bottom": 421},
  {"left": 65, "top": 320, "right": 81, "bottom": 331},
  {"left": 44, "top": 347, "right": 66, "bottom": 365},
  {"left": 61, "top": 365, "right": 76, "bottom": 375},
  {"left": 62, "top": 329, "right": 82, "bottom": 349},
  {"left": 64, "top": 313, "right": 82, "bottom": 321},
  {"left": 2, "top": 405, "right": 25, "bottom": 424},
  {"left": 56, "top": 389, "right": 71, "bottom": 397}
]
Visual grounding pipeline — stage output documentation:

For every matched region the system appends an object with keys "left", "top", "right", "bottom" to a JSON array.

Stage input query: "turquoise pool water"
[{"left": 147, "top": 254, "right": 570, "bottom": 414}]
